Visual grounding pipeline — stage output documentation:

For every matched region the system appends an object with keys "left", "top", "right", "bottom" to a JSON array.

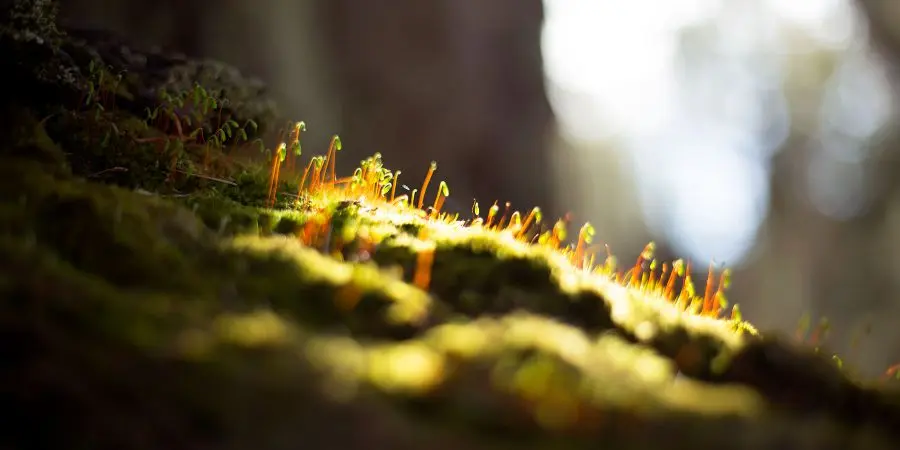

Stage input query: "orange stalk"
[
  {"left": 359, "top": 164, "right": 369, "bottom": 191},
  {"left": 664, "top": 260, "right": 682, "bottom": 299},
  {"left": 710, "top": 271, "right": 727, "bottom": 317},
  {"left": 413, "top": 249, "right": 434, "bottom": 290},
  {"left": 321, "top": 145, "right": 333, "bottom": 186},
  {"left": 516, "top": 207, "right": 541, "bottom": 240},
  {"left": 286, "top": 121, "right": 306, "bottom": 174},
  {"left": 390, "top": 171, "right": 400, "bottom": 202},
  {"left": 432, "top": 181, "right": 449, "bottom": 217},
  {"left": 271, "top": 143, "right": 288, "bottom": 207},
  {"left": 628, "top": 254, "right": 643, "bottom": 287},
  {"left": 418, "top": 162, "right": 437, "bottom": 210},
  {"left": 434, "top": 197, "right": 446, "bottom": 218},
  {"left": 329, "top": 136, "right": 341, "bottom": 186},
  {"left": 702, "top": 263, "right": 715, "bottom": 315},
  {"left": 496, "top": 202, "right": 512, "bottom": 229},
  {"left": 321, "top": 135, "right": 340, "bottom": 188},
  {"left": 266, "top": 148, "right": 280, "bottom": 208},
  {"left": 296, "top": 158, "right": 316, "bottom": 198},
  {"left": 310, "top": 159, "right": 325, "bottom": 192},
  {"left": 485, "top": 202, "right": 499, "bottom": 229},
  {"left": 413, "top": 229, "right": 435, "bottom": 290}
]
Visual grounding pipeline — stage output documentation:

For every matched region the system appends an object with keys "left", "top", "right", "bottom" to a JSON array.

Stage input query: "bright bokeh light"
[{"left": 542, "top": 0, "right": 888, "bottom": 265}]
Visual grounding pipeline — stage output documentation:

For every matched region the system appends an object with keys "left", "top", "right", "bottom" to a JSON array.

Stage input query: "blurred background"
[{"left": 57, "top": 0, "right": 900, "bottom": 376}]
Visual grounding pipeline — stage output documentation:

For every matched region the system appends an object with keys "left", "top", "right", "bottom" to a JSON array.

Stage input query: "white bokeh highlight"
[{"left": 542, "top": 0, "right": 890, "bottom": 265}]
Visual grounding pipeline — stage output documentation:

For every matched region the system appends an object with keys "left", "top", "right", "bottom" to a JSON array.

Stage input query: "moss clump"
[{"left": 4, "top": 2, "right": 900, "bottom": 449}]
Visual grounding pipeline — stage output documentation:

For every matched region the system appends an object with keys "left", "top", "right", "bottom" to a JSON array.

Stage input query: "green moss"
[
  {"left": 0, "top": 105, "right": 70, "bottom": 174},
  {"left": 184, "top": 194, "right": 262, "bottom": 235},
  {"left": 216, "top": 165, "right": 299, "bottom": 209},
  {"left": 4, "top": 3, "right": 900, "bottom": 447},
  {"left": 4, "top": 97, "right": 899, "bottom": 448},
  {"left": 43, "top": 110, "right": 175, "bottom": 189}
]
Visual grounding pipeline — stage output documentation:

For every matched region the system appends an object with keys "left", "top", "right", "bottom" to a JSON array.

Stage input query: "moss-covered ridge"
[
  {"left": 3, "top": 1, "right": 900, "bottom": 448},
  {"left": 3, "top": 139, "right": 899, "bottom": 449}
]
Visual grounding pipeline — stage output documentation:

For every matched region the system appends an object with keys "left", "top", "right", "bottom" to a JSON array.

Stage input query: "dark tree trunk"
[{"left": 315, "top": 0, "right": 558, "bottom": 217}]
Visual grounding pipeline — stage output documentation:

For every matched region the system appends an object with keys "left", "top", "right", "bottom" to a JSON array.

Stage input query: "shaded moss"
[
  {"left": 44, "top": 110, "right": 182, "bottom": 190},
  {"left": 184, "top": 194, "right": 261, "bottom": 236},
  {"left": 0, "top": 104, "right": 70, "bottom": 175}
]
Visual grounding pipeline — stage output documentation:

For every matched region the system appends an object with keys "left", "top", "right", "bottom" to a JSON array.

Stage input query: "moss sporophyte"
[
  {"left": 260, "top": 121, "right": 900, "bottom": 381},
  {"left": 260, "top": 123, "right": 749, "bottom": 331}
]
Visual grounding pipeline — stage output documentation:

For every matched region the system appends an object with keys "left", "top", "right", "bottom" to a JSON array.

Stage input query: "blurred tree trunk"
[{"left": 314, "top": 0, "right": 558, "bottom": 217}]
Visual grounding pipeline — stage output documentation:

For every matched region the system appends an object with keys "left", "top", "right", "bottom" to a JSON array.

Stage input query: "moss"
[
  {"left": 183, "top": 194, "right": 261, "bottom": 236},
  {"left": 3, "top": 120, "right": 899, "bottom": 448},
  {"left": 1, "top": 0, "right": 82, "bottom": 106},
  {"left": 0, "top": 104, "right": 70, "bottom": 175},
  {"left": 4, "top": 2, "right": 900, "bottom": 448}
]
